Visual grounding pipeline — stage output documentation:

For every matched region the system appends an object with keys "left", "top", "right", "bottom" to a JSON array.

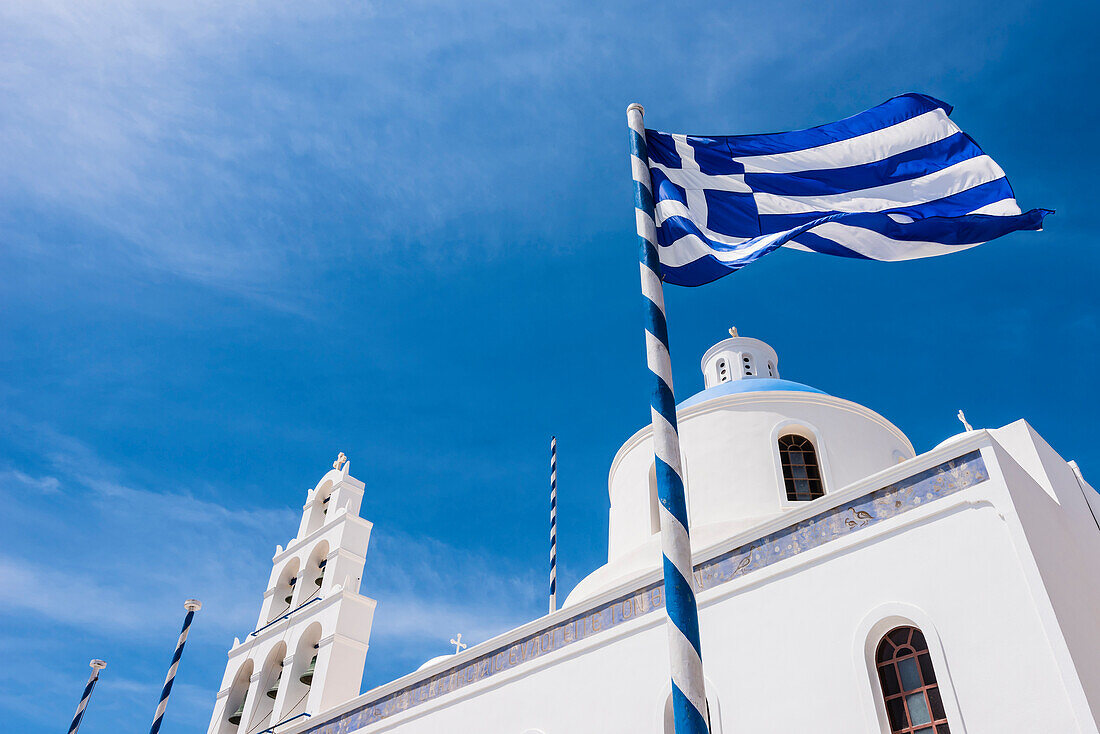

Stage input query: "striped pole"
[
  {"left": 149, "top": 599, "right": 202, "bottom": 734},
  {"left": 628, "top": 104, "right": 709, "bottom": 734},
  {"left": 68, "top": 659, "right": 106, "bottom": 734},
  {"left": 549, "top": 435, "right": 558, "bottom": 614}
]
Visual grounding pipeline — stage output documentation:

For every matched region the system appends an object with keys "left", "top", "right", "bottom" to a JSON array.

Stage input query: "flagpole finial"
[
  {"left": 729, "top": 326, "right": 739, "bottom": 337},
  {"left": 627, "top": 103, "right": 645, "bottom": 115},
  {"left": 90, "top": 659, "right": 107, "bottom": 670},
  {"left": 184, "top": 599, "right": 202, "bottom": 612}
]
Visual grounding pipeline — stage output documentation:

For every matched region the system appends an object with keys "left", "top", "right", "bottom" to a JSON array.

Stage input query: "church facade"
[{"left": 207, "top": 333, "right": 1100, "bottom": 734}]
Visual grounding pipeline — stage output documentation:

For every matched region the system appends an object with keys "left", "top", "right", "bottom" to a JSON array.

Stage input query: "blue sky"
[{"left": 0, "top": 0, "right": 1095, "bottom": 731}]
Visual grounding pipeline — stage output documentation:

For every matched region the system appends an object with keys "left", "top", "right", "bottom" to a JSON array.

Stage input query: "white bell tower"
[{"left": 207, "top": 454, "right": 377, "bottom": 734}]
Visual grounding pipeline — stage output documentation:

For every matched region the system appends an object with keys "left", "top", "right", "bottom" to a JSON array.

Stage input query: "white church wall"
[
  {"left": 279, "top": 438, "right": 1098, "bottom": 734},
  {"left": 986, "top": 422, "right": 1100, "bottom": 727}
]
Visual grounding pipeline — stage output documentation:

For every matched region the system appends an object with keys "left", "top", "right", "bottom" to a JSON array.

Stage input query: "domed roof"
[
  {"left": 416, "top": 653, "right": 455, "bottom": 672},
  {"left": 678, "top": 378, "right": 827, "bottom": 410}
]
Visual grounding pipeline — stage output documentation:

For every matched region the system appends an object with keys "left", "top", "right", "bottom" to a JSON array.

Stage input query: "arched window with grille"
[
  {"left": 876, "top": 626, "right": 951, "bottom": 733},
  {"left": 778, "top": 434, "right": 824, "bottom": 501}
]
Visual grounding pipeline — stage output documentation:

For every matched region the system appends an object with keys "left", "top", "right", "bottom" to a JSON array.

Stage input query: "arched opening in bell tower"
[
  {"left": 302, "top": 541, "right": 329, "bottom": 602},
  {"left": 249, "top": 642, "right": 287, "bottom": 733},
  {"left": 218, "top": 658, "right": 253, "bottom": 734},
  {"left": 282, "top": 622, "right": 323, "bottom": 722},
  {"left": 270, "top": 558, "right": 301, "bottom": 622},
  {"left": 305, "top": 481, "right": 335, "bottom": 537}
]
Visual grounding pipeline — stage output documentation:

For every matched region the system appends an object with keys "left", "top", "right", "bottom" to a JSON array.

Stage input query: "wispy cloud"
[
  {"left": 0, "top": 468, "right": 61, "bottom": 495},
  {"left": 0, "top": 413, "right": 543, "bottom": 727},
  {"left": 0, "top": 0, "right": 608, "bottom": 304}
]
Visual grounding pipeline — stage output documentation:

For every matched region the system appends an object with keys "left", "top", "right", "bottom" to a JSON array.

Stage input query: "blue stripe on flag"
[{"left": 689, "top": 94, "right": 952, "bottom": 160}]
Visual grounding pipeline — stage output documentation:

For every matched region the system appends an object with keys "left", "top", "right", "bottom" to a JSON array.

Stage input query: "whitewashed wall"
[{"left": 279, "top": 432, "right": 1100, "bottom": 734}]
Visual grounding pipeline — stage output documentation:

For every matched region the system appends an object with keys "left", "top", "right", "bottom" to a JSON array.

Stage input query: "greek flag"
[{"left": 645, "top": 93, "right": 1051, "bottom": 286}]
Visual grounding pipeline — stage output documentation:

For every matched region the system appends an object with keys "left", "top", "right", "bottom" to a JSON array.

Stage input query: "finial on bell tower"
[
  {"left": 728, "top": 326, "right": 739, "bottom": 338},
  {"left": 333, "top": 452, "right": 348, "bottom": 471}
]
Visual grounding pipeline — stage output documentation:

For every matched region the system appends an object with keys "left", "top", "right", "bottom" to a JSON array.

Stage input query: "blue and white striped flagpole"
[
  {"left": 628, "top": 103, "right": 709, "bottom": 734},
  {"left": 68, "top": 659, "right": 106, "bottom": 734},
  {"left": 549, "top": 435, "right": 558, "bottom": 614},
  {"left": 149, "top": 599, "right": 202, "bottom": 734}
]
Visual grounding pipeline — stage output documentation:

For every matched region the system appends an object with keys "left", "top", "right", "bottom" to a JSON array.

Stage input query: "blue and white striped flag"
[{"left": 645, "top": 93, "right": 1051, "bottom": 286}]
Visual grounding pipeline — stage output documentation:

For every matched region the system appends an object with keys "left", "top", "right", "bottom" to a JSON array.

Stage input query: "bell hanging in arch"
[
  {"left": 314, "top": 559, "right": 326, "bottom": 587},
  {"left": 228, "top": 700, "right": 245, "bottom": 725},
  {"left": 265, "top": 672, "right": 281, "bottom": 699},
  {"left": 300, "top": 654, "right": 317, "bottom": 685},
  {"left": 284, "top": 576, "right": 298, "bottom": 604}
]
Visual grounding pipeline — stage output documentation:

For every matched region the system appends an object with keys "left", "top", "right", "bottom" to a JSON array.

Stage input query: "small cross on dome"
[
  {"left": 449, "top": 633, "right": 467, "bottom": 654},
  {"left": 728, "top": 326, "right": 739, "bottom": 337},
  {"left": 333, "top": 452, "right": 348, "bottom": 471}
]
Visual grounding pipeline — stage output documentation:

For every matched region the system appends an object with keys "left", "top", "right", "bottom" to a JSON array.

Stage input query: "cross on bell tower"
[{"left": 206, "top": 455, "right": 377, "bottom": 734}]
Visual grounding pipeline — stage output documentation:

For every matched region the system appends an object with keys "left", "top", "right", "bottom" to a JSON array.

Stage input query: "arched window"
[
  {"left": 778, "top": 434, "right": 824, "bottom": 501},
  {"left": 876, "top": 626, "right": 950, "bottom": 733}
]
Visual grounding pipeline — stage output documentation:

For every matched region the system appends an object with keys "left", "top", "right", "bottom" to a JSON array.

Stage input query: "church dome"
[
  {"left": 678, "top": 377, "right": 826, "bottom": 408},
  {"left": 564, "top": 329, "right": 914, "bottom": 607},
  {"left": 417, "top": 654, "right": 455, "bottom": 672}
]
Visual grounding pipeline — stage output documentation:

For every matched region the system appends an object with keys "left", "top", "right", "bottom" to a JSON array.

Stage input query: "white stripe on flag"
[
  {"left": 967, "top": 198, "right": 1022, "bottom": 216},
  {"left": 753, "top": 155, "right": 1006, "bottom": 215},
  {"left": 650, "top": 162, "right": 751, "bottom": 193},
  {"left": 808, "top": 222, "right": 986, "bottom": 260},
  {"left": 736, "top": 109, "right": 960, "bottom": 173},
  {"left": 658, "top": 230, "right": 787, "bottom": 268}
]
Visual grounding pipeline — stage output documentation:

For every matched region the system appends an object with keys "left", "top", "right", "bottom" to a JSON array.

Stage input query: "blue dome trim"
[{"left": 677, "top": 378, "right": 828, "bottom": 409}]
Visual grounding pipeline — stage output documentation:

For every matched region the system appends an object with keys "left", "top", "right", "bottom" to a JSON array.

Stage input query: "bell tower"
[{"left": 207, "top": 454, "right": 377, "bottom": 734}]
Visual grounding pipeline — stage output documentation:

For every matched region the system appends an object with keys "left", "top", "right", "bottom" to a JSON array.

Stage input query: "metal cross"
[
  {"left": 728, "top": 326, "right": 739, "bottom": 337},
  {"left": 449, "top": 634, "right": 467, "bottom": 654},
  {"left": 957, "top": 410, "right": 973, "bottom": 432},
  {"left": 333, "top": 452, "right": 348, "bottom": 470}
]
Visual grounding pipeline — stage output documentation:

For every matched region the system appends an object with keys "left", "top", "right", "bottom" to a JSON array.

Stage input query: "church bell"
[
  {"left": 228, "top": 701, "right": 245, "bottom": 725},
  {"left": 314, "top": 559, "right": 327, "bottom": 586},
  {"left": 265, "top": 669, "right": 282, "bottom": 699},
  {"left": 300, "top": 655, "right": 317, "bottom": 685},
  {"left": 284, "top": 576, "right": 298, "bottom": 604}
]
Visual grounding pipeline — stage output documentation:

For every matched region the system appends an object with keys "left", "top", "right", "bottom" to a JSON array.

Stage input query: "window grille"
[
  {"left": 778, "top": 434, "right": 824, "bottom": 501},
  {"left": 876, "top": 626, "right": 951, "bottom": 734}
]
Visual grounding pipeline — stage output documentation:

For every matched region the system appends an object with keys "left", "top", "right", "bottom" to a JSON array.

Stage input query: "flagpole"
[
  {"left": 627, "top": 103, "right": 709, "bottom": 734},
  {"left": 149, "top": 599, "right": 202, "bottom": 734},
  {"left": 68, "top": 659, "right": 107, "bottom": 734},
  {"left": 549, "top": 435, "right": 558, "bottom": 614}
]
